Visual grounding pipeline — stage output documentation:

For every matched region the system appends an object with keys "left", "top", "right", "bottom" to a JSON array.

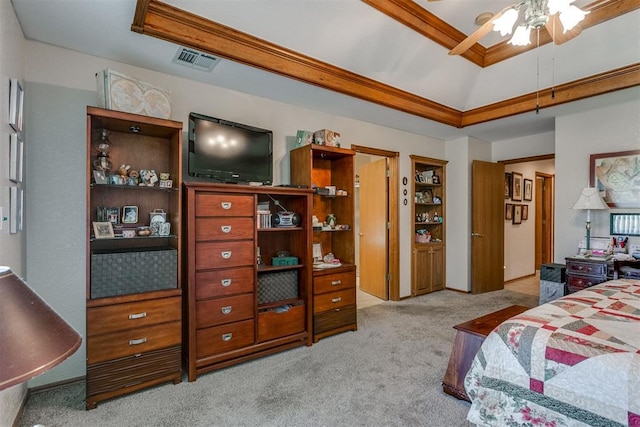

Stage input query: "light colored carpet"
[{"left": 19, "top": 289, "right": 538, "bottom": 427}]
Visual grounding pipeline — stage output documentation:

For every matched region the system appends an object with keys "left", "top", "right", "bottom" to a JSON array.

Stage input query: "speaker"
[{"left": 272, "top": 211, "right": 301, "bottom": 227}]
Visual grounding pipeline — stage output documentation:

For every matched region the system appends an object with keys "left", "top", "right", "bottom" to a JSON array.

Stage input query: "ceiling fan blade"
[
  {"left": 545, "top": 14, "right": 582, "bottom": 45},
  {"left": 448, "top": 5, "right": 514, "bottom": 56}
]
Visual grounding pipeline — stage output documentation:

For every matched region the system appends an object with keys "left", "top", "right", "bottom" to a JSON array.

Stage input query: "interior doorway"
[
  {"left": 351, "top": 145, "right": 399, "bottom": 303},
  {"left": 535, "top": 173, "right": 554, "bottom": 269}
]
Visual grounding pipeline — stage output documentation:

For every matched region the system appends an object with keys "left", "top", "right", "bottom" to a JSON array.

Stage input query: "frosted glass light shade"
[
  {"left": 510, "top": 25, "right": 532, "bottom": 46},
  {"left": 493, "top": 8, "right": 519, "bottom": 36}
]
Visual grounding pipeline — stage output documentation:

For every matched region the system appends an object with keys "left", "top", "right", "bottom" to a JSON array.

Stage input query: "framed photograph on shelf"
[
  {"left": 513, "top": 204, "right": 522, "bottom": 224},
  {"left": 590, "top": 149, "right": 640, "bottom": 208},
  {"left": 523, "top": 179, "right": 533, "bottom": 201},
  {"left": 505, "top": 203, "right": 513, "bottom": 220},
  {"left": 9, "top": 133, "right": 23, "bottom": 183},
  {"left": 504, "top": 173, "right": 512, "bottom": 199},
  {"left": 522, "top": 204, "right": 529, "bottom": 220},
  {"left": 9, "top": 78, "right": 24, "bottom": 132},
  {"left": 511, "top": 172, "right": 523, "bottom": 202},
  {"left": 122, "top": 205, "right": 138, "bottom": 224},
  {"left": 92, "top": 221, "right": 114, "bottom": 239}
]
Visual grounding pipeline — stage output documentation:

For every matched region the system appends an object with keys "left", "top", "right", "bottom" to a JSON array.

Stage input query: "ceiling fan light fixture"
[
  {"left": 510, "top": 25, "right": 532, "bottom": 46},
  {"left": 547, "top": 0, "right": 572, "bottom": 15},
  {"left": 559, "top": 5, "right": 589, "bottom": 32},
  {"left": 493, "top": 8, "right": 519, "bottom": 36}
]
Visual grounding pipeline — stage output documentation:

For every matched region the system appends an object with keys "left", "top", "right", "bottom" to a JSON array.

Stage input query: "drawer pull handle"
[
  {"left": 128, "top": 312, "right": 147, "bottom": 320},
  {"left": 221, "top": 251, "right": 232, "bottom": 259},
  {"left": 221, "top": 202, "right": 232, "bottom": 210},
  {"left": 221, "top": 306, "right": 232, "bottom": 315},
  {"left": 331, "top": 297, "right": 342, "bottom": 303},
  {"left": 222, "top": 333, "right": 233, "bottom": 342},
  {"left": 221, "top": 279, "right": 232, "bottom": 287},
  {"left": 331, "top": 280, "right": 342, "bottom": 286},
  {"left": 221, "top": 225, "right": 232, "bottom": 233},
  {"left": 129, "top": 337, "right": 147, "bottom": 346}
]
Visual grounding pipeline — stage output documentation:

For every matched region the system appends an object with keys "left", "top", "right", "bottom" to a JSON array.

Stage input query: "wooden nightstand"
[{"left": 565, "top": 257, "right": 613, "bottom": 294}]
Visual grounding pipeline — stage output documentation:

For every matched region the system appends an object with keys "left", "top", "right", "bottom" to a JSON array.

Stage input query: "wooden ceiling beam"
[{"left": 132, "top": 1, "right": 639, "bottom": 130}]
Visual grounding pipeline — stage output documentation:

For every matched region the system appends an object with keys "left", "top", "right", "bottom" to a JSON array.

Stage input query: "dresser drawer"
[
  {"left": 257, "top": 304, "right": 305, "bottom": 342},
  {"left": 195, "top": 217, "right": 255, "bottom": 241},
  {"left": 87, "top": 321, "right": 181, "bottom": 364},
  {"left": 195, "top": 240, "right": 254, "bottom": 270},
  {"left": 566, "top": 261, "right": 607, "bottom": 276},
  {"left": 567, "top": 274, "right": 606, "bottom": 292},
  {"left": 86, "top": 346, "right": 181, "bottom": 399},
  {"left": 196, "top": 193, "right": 254, "bottom": 217},
  {"left": 313, "top": 288, "right": 356, "bottom": 313},
  {"left": 196, "top": 267, "right": 254, "bottom": 300},
  {"left": 196, "top": 294, "right": 255, "bottom": 328},
  {"left": 196, "top": 319, "right": 255, "bottom": 359},
  {"left": 87, "top": 296, "right": 181, "bottom": 337},
  {"left": 314, "top": 271, "right": 355, "bottom": 294},
  {"left": 314, "top": 304, "right": 357, "bottom": 335}
]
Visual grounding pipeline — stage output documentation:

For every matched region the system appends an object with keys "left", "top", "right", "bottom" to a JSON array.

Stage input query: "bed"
[{"left": 465, "top": 260, "right": 640, "bottom": 427}]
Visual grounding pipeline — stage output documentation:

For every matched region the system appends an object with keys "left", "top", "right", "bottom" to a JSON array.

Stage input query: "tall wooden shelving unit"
[
  {"left": 411, "top": 155, "right": 447, "bottom": 296},
  {"left": 85, "top": 107, "right": 183, "bottom": 409},
  {"left": 290, "top": 144, "right": 357, "bottom": 342}
]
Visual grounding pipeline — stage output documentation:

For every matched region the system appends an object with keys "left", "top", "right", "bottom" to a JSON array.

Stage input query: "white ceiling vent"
[{"left": 172, "top": 47, "right": 220, "bottom": 72}]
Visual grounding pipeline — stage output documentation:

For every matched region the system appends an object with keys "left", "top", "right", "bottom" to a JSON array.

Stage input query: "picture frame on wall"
[
  {"left": 511, "top": 172, "right": 523, "bottom": 202},
  {"left": 523, "top": 179, "right": 533, "bottom": 201},
  {"left": 522, "top": 204, "right": 529, "bottom": 220},
  {"left": 513, "top": 204, "right": 522, "bottom": 224},
  {"left": 505, "top": 203, "right": 513, "bottom": 220},
  {"left": 9, "top": 78, "right": 24, "bottom": 132},
  {"left": 9, "top": 133, "right": 23, "bottom": 183},
  {"left": 590, "top": 149, "right": 640, "bottom": 208},
  {"left": 504, "top": 173, "right": 512, "bottom": 199}
]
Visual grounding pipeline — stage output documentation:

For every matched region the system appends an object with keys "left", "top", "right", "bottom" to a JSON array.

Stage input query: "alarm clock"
[{"left": 272, "top": 211, "right": 301, "bottom": 227}]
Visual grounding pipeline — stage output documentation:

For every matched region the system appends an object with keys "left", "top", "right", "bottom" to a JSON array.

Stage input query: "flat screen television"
[{"left": 188, "top": 112, "right": 273, "bottom": 184}]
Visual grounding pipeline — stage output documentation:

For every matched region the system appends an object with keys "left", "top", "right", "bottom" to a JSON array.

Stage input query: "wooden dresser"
[{"left": 565, "top": 257, "right": 612, "bottom": 294}]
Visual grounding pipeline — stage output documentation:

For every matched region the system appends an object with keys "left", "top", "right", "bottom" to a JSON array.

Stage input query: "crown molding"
[{"left": 133, "top": 1, "right": 639, "bottom": 129}]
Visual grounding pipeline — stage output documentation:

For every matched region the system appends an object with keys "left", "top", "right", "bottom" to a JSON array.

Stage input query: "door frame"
[
  {"left": 351, "top": 145, "right": 400, "bottom": 301},
  {"left": 535, "top": 172, "right": 555, "bottom": 268}
]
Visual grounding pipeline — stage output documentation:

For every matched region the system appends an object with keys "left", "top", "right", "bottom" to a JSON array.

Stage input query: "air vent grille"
[{"left": 172, "top": 47, "right": 220, "bottom": 72}]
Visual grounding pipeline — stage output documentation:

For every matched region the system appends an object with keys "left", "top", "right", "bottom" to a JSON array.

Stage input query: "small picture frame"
[
  {"left": 93, "top": 170, "right": 107, "bottom": 185},
  {"left": 9, "top": 78, "right": 24, "bottom": 132},
  {"left": 122, "top": 205, "right": 139, "bottom": 224},
  {"left": 513, "top": 204, "right": 522, "bottom": 224},
  {"left": 158, "top": 222, "right": 171, "bottom": 236},
  {"left": 505, "top": 203, "right": 513, "bottom": 220},
  {"left": 511, "top": 172, "right": 523, "bottom": 202},
  {"left": 504, "top": 173, "right": 512, "bottom": 199},
  {"left": 159, "top": 179, "right": 173, "bottom": 188},
  {"left": 93, "top": 221, "right": 115, "bottom": 239},
  {"left": 522, "top": 204, "right": 529, "bottom": 220},
  {"left": 9, "top": 133, "right": 23, "bottom": 183},
  {"left": 432, "top": 175, "right": 440, "bottom": 185},
  {"left": 523, "top": 179, "right": 533, "bottom": 201}
]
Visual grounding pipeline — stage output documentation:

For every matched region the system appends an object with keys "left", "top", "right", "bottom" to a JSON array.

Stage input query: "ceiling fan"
[{"left": 449, "top": 0, "right": 590, "bottom": 55}]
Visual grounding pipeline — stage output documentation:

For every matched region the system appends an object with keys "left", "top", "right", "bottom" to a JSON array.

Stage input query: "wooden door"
[
  {"left": 535, "top": 173, "right": 554, "bottom": 269},
  {"left": 358, "top": 158, "right": 388, "bottom": 299},
  {"left": 471, "top": 161, "right": 504, "bottom": 294}
]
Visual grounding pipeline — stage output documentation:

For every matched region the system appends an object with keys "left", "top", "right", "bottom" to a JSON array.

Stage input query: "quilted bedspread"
[{"left": 465, "top": 279, "right": 640, "bottom": 427}]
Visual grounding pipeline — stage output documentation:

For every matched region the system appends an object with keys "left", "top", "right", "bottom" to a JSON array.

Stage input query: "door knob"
[{"left": 471, "top": 232, "right": 485, "bottom": 237}]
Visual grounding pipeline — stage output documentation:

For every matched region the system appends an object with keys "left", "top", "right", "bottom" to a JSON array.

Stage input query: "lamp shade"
[
  {"left": 572, "top": 187, "right": 608, "bottom": 210},
  {"left": 0, "top": 267, "right": 81, "bottom": 390}
]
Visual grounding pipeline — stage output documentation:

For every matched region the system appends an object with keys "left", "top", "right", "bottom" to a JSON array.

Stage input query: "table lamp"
[{"left": 571, "top": 187, "right": 608, "bottom": 252}]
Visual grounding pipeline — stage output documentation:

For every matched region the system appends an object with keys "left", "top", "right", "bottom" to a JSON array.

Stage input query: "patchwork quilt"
[{"left": 465, "top": 279, "right": 640, "bottom": 427}]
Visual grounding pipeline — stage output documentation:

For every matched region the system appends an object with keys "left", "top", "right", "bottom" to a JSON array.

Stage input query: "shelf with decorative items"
[
  {"left": 85, "top": 106, "right": 183, "bottom": 409},
  {"left": 289, "top": 144, "right": 357, "bottom": 342},
  {"left": 410, "top": 155, "right": 447, "bottom": 296}
]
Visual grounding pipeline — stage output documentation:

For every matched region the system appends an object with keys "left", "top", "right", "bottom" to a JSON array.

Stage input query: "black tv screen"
[{"left": 188, "top": 112, "right": 273, "bottom": 184}]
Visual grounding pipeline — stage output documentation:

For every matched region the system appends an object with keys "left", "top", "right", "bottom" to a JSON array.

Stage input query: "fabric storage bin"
[
  {"left": 539, "top": 280, "right": 566, "bottom": 304},
  {"left": 91, "top": 247, "right": 177, "bottom": 299},
  {"left": 540, "top": 263, "right": 566, "bottom": 283}
]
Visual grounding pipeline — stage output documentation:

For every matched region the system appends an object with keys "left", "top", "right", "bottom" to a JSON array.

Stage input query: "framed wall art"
[
  {"left": 9, "top": 133, "right": 23, "bottom": 183},
  {"left": 590, "top": 149, "right": 640, "bottom": 208},
  {"left": 504, "top": 173, "right": 512, "bottom": 199},
  {"left": 505, "top": 203, "right": 513, "bottom": 220},
  {"left": 9, "top": 78, "right": 24, "bottom": 132},
  {"left": 523, "top": 179, "right": 533, "bottom": 201},
  {"left": 511, "top": 172, "right": 523, "bottom": 202},
  {"left": 522, "top": 204, "right": 529, "bottom": 220},
  {"left": 513, "top": 204, "right": 522, "bottom": 224}
]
